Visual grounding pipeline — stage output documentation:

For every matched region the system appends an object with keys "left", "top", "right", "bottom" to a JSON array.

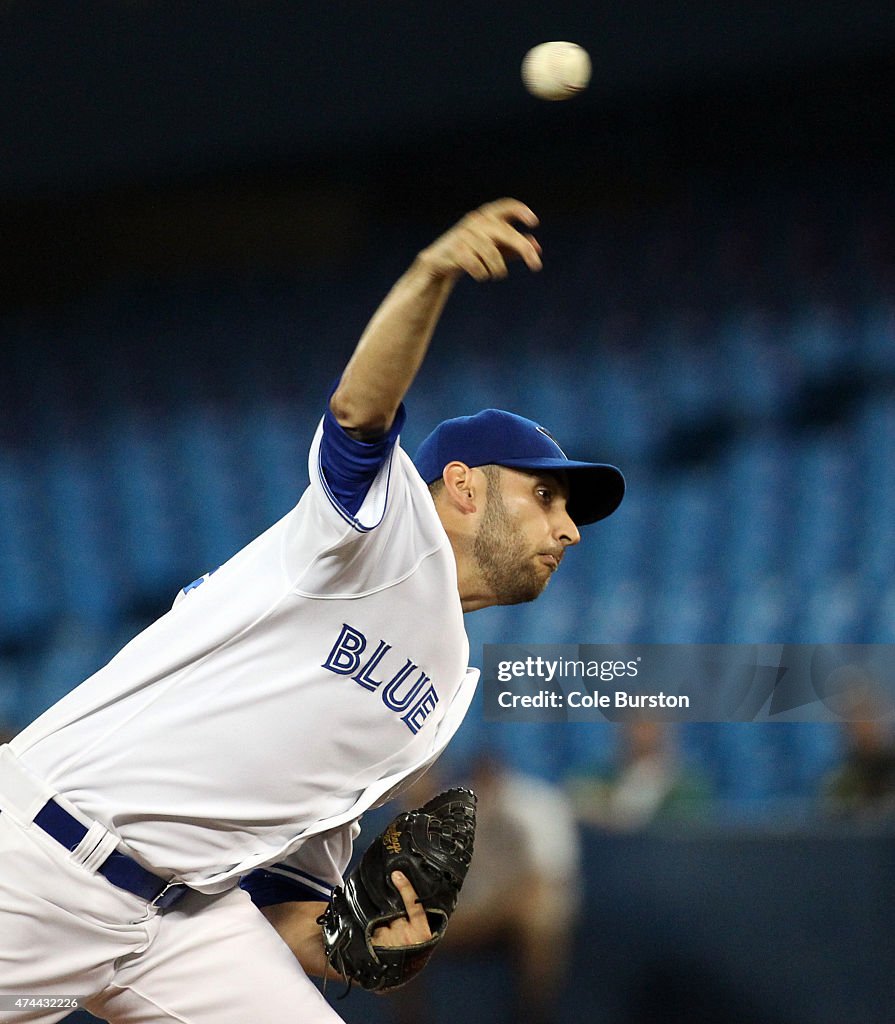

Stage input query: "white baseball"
[{"left": 521, "top": 41, "right": 591, "bottom": 101}]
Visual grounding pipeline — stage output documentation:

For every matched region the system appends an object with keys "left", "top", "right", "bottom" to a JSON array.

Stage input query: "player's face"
[{"left": 473, "top": 467, "right": 580, "bottom": 605}]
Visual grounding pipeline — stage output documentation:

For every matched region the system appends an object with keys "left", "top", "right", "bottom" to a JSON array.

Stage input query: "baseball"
[{"left": 521, "top": 41, "right": 591, "bottom": 101}]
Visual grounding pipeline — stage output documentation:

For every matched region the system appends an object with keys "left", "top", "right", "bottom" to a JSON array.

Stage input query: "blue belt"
[{"left": 31, "top": 799, "right": 188, "bottom": 910}]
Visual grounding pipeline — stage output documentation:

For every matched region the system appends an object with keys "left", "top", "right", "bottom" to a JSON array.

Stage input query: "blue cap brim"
[{"left": 494, "top": 457, "right": 625, "bottom": 526}]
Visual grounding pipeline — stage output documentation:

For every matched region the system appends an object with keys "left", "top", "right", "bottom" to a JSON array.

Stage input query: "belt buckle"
[{"left": 150, "top": 881, "right": 188, "bottom": 911}]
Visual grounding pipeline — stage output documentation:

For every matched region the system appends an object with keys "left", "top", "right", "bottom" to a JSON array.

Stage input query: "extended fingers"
[
  {"left": 370, "top": 872, "right": 433, "bottom": 949},
  {"left": 417, "top": 198, "right": 542, "bottom": 281},
  {"left": 460, "top": 202, "right": 543, "bottom": 278},
  {"left": 479, "top": 197, "right": 539, "bottom": 229}
]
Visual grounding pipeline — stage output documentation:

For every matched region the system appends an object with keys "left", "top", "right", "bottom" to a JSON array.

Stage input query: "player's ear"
[{"left": 441, "top": 462, "right": 480, "bottom": 514}]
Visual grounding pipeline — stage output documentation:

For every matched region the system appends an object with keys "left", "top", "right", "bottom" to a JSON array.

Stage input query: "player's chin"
[
  {"left": 496, "top": 572, "right": 552, "bottom": 606},
  {"left": 531, "top": 560, "right": 557, "bottom": 593}
]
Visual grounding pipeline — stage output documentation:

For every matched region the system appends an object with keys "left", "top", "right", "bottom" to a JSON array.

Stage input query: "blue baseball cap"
[{"left": 413, "top": 409, "right": 625, "bottom": 526}]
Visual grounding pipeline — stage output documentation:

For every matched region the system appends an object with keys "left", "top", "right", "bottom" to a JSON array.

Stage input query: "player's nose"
[{"left": 555, "top": 506, "right": 580, "bottom": 547}]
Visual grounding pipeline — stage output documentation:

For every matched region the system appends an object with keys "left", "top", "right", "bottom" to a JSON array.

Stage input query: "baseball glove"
[{"left": 318, "top": 787, "right": 477, "bottom": 992}]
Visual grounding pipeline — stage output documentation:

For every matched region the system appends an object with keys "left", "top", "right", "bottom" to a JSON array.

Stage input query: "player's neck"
[{"left": 449, "top": 544, "right": 499, "bottom": 613}]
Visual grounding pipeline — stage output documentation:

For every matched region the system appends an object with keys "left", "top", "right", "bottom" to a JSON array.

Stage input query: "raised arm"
[{"left": 330, "top": 198, "right": 542, "bottom": 440}]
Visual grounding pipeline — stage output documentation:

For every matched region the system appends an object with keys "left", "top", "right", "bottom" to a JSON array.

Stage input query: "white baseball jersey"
[{"left": 8, "top": 408, "right": 479, "bottom": 896}]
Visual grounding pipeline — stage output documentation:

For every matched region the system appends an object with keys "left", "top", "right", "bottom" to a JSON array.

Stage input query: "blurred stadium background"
[{"left": 2, "top": 3, "right": 894, "bottom": 1022}]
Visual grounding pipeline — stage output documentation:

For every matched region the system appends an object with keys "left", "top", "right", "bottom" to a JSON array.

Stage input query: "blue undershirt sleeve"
[{"left": 319, "top": 389, "right": 407, "bottom": 518}]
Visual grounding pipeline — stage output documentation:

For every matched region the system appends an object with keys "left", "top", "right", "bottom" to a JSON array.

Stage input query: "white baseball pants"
[{"left": 0, "top": 782, "right": 344, "bottom": 1023}]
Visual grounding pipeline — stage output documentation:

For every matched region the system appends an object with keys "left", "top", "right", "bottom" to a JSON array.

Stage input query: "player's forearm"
[
  {"left": 261, "top": 900, "right": 340, "bottom": 979},
  {"left": 260, "top": 874, "right": 433, "bottom": 981},
  {"left": 330, "top": 258, "right": 456, "bottom": 439}
]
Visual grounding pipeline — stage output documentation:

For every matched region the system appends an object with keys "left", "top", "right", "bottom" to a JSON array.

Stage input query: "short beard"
[{"left": 472, "top": 469, "right": 548, "bottom": 606}]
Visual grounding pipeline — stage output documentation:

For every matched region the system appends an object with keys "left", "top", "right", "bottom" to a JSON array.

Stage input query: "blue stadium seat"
[
  {"left": 581, "top": 578, "right": 648, "bottom": 645},
  {"left": 791, "top": 573, "right": 865, "bottom": 643},
  {"left": 104, "top": 413, "right": 186, "bottom": 600},
  {"left": 723, "top": 575, "right": 796, "bottom": 643},
  {"left": 651, "top": 471, "right": 724, "bottom": 580},
  {"left": 710, "top": 723, "right": 780, "bottom": 805},
  {"left": 243, "top": 404, "right": 309, "bottom": 525},
  {"left": 574, "top": 344, "right": 660, "bottom": 462},
  {"left": 0, "top": 657, "right": 25, "bottom": 733},
  {"left": 167, "top": 406, "right": 258, "bottom": 573},
  {"left": 857, "top": 301, "right": 895, "bottom": 373},
  {"left": 0, "top": 455, "right": 50, "bottom": 635},
  {"left": 19, "top": 620, "right": 110, "bottom": 726},
  {"left": 860, "top": 579, "right": 895, "bottom": 645},
  {"left": 787, "top": 304, "right": 853, "bottom": 385},
  {"left": 855, "top": 397, "right": 895, "bottom": 590},
  {"left": 789, "top": 723, "right": 843, "bottom": 794},
  {"left": 784, "top": 432, "right": 857, "bottom": 587},
  {"left": 722, "top": 434, "right": 791, "bottom": 587},
  {"left": 41, "top": 448, "right": 119, "bottom": 626},
  {"left": 717, "top": 310, "right": 802, "bottom": 419}
]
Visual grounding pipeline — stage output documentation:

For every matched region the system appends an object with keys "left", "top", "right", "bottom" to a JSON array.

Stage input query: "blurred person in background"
[
  {"left": 568, "top": 720, "right": 712, "bottom": 831},
  {"left": 822, "top": 693, "right": 895, "bottom": 822}
]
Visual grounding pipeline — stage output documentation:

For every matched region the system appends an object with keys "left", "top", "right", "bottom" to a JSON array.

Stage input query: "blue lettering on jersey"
[
  {"left": 322, "top": 624, "right": 366, "bottom": 674},
  {"left": 353, "top": 640, "right": 393, "bottom": 692},
  {"left": 322, "top": 623, "right": 440, "bottom": 734},
  {"left": 382, "top": 665, "right": 430, "bottom": 712}
]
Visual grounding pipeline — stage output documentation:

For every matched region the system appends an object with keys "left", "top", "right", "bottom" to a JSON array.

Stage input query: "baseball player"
[{"left": 0, "top": 199, "right": 624, "bottom": 1024}]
